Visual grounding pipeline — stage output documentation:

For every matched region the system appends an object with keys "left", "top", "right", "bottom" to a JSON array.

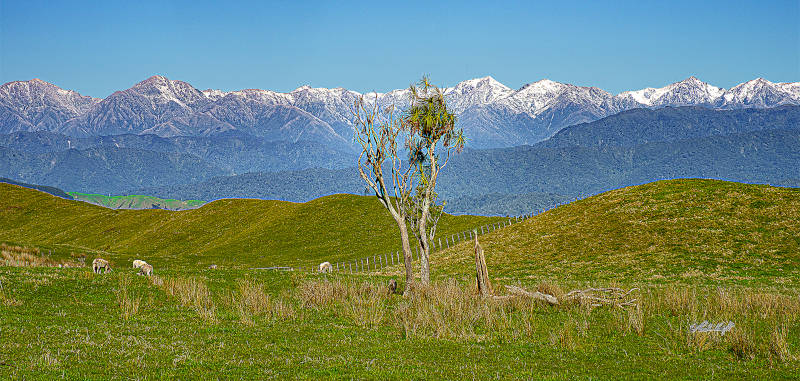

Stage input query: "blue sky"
[{"left": 1, "top": 0, "right": 797, "bottom": 97}]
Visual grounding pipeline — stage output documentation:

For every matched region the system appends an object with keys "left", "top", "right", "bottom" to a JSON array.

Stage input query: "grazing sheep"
[
  {"left": 92, "top": 258, "right": 111, "bottom": 274},
  {"left": 388, "top": 279, "right": 397, "bottom": 295},
  {"left": 208, "top": 264, "right": 217, "bottom": 270},
  {"left": 132, "top": 259, "right": 147, "bottom": 269},
  {"left": 138, "top": 263, "right": 153, "bottom": 276},
  {"left": 319, "top": 261, "right": 332, "bottom": 273}
]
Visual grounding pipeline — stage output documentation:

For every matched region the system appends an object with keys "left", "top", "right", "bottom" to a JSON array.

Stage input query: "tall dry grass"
[
  {"left": 295, "top": 278, "right": 386, "bottom": 327},
  {"left": 151, "top": 275, "right": 216, "bottom": 323},
  {"left": 295, "top": 278, "right": 567, "bottom": 340},
  {"left": 0, "top": 243, "right": 82, "bottom": 268},
  {"left": 233, "top": 278, "right": 295, "bottom": 326},
  {"left": 768, "top": 324, "right": 794, "bottom": 362},
  {"left": 290, "top": 277, "right": 799, "bottom": 360},
  {"left": 648, "top": 285, "right": 800, "bottom": 359},
  {"left": 115, "top": 274, "right": 141, "bottom": 320}
]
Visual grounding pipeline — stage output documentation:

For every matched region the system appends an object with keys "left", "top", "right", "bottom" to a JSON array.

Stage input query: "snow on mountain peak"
[
  {"left": 619, "top": 76, "right": 724, "bottom": 107},
  {"left": 719, "top": 77, "right": 797, "bottom": 107},
  {"left": 202, "top": 89, "right": 228, "bottom": 100},
  {"left": 2, "top": 74, "right": 799, "bottom": 145},
  {"left": 451, "top": 76, "right": 510, "bottom": 91},
  {"left": 445, "top": 76, "right": 514, "bottom": 112}
]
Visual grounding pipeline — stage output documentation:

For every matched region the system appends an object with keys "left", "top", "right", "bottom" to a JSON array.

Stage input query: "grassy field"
[
  {"left": 1, "top": 179, "right": 799, "bottom": 378},
  {"left": 0, "top": 183, "right": 502, "bottom": 269},
  {"left": 68, "top": 192, "right": 206, "bottom": 211},
  {"left": 406, "top": 179, "right": 800, "bottom": 287}
]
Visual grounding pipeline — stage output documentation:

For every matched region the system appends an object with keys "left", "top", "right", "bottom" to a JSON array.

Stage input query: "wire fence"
[{"left": 257, "top": 195, "right": 592, "bottom": 274}]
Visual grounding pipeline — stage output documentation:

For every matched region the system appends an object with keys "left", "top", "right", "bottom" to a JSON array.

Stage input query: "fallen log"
[
  {"left": 504, "top": 285, "right": 559, "bottom": 305},
  {"left": 500, "top": 285, "right": 638, "bottom": 308},
  {"left": 564, "top": 287, "right": 639, "bottom": 307}
]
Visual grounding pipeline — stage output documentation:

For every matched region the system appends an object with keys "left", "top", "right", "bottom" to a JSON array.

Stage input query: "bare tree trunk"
[
  {"left": 474, "top": 231, "right": 492, "bottom": 296},
  {"left": 419, "top": 242, "right": 430, "bottom": 284},
  {"left": 396, "top": 217, "right": 414, "bottom": 293}
]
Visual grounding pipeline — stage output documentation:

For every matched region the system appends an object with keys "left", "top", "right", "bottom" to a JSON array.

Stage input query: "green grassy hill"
[
  {"left": 68, "top": 192, "right": 206, "bottom": 210},
  {"left": 2, "top": 179, "right": 799, "bottom": 378},
  {"left": 0, "top": 183, "right": 502, "bottom": 269},
  {"left": 392, "top": 179, "right": 800, "bottom": 286}
]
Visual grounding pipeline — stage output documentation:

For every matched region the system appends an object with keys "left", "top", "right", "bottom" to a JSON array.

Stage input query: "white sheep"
[
  {"left": 132, "top": 259, "right": 147, "bottom": 269},
  {"left": 138, "top": 263, "right": 153, "bottom": 276},
  {"left": 92, "top": 258, "right": 112, "bottom": 274},
  {"left": 319, "top": 261, "right": 332, "bottom": 273}
]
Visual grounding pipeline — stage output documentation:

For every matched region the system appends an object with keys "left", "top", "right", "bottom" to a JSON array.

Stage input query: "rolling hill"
[
  {"left": 0, "top": 183, "right": 502, "bottom": 268},
  {"left": 0, "top": 177, "right": 72, "bottom": 200},
  {"left": 68, "top": 193, "right": 205, "bottom": 210},
  {"left": 402, "top": 179, "right": 800, "bottom": 286}
]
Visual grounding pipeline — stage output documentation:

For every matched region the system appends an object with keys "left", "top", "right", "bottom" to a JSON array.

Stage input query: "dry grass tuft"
[
  {"left": 657, "top": 287, "right": 698, "bottom": 318},
  {"left": 234, "top": 278, "right": 295, "bottom": 326},
  {"left": 727, "top": 327, "right": 757, "bottom": 360},
  {"left": 115, "top": 274, "right": 140, "bottom": 320},
  {"left": 686, "top": 330, "right": 723, "bottom": 352},
  {"left": 1, "top": 243, "right": 82, "bottom": 268},
  {"left": 396, "top": 280, "right": 494, "bottom": 339},
  {"left": 295, "top": 278, "right": 386, "bottom": 327},
  {"left": 536, "top": 281, "right": 565, "bottom": 300},
  {"left": 549, "top": 319, "right": 578, "bottom": 350},
  {"left": 768, "top": 324, "right": 793, "bottom": 362},
  {"left": 619, "top": 303, "right": 644, "bottom": 336},
  {"left": 295, "top": 278, "right": 350, "bottom": 309},
  {"left": 152, "top": 275, "right": 216, "bottom": 323}
]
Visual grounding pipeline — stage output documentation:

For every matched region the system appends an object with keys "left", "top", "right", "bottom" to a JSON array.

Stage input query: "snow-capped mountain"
[
  {"left": 445, "top": 76, "right": 514, "bottom": 113},
  {"left": 1, "top": 75, "right": 798, "bottom": 149},
  {"left": 60, "top": 75, "right": 210, "bottom": 137},
  {"left": 719, "top": 78, "right": 800, "bottom": 109},
  {"left": 0, "top": 79, "right": 100, "bottom": 133},
  {"left": 618, "top": 77, "right": 725, "bottom": 107},
  {"left": 55, "top": 76, "right": 349, "bottom": 147}
]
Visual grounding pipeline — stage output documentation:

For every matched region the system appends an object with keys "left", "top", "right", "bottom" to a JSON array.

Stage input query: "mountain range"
[
  {"left": 128, "top": 105, "right": 800, "bottom": 215},
  {"left": 2, "top": 75, "right": 798, "bottom": 149}
]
